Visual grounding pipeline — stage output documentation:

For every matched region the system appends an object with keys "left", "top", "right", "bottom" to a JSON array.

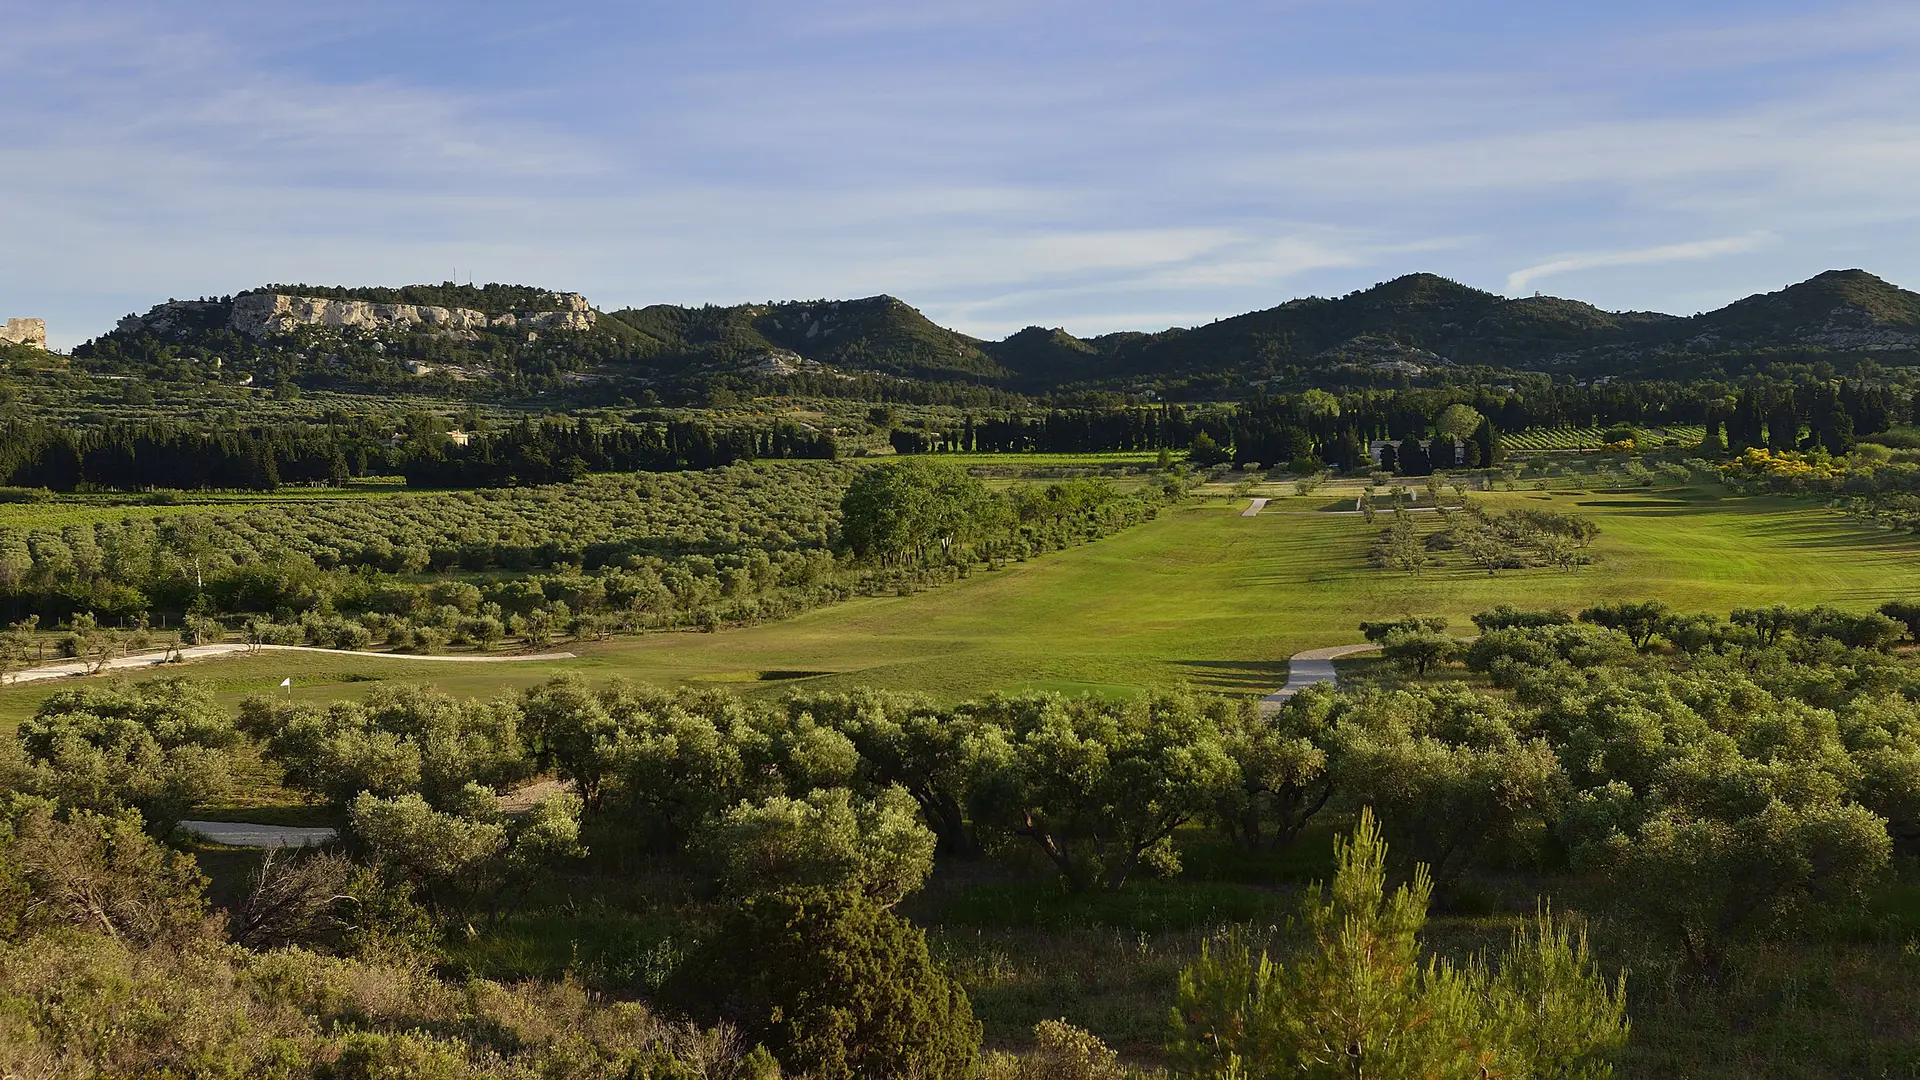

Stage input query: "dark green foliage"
[
  {"left": 403, "top": 415, "right": 836, "bottom": 487},
  {"left": 1379, "top": 628, "right": 1464, "bottom": 676},
  {"left": 1879, "top": 599, "right": 1920, "bottom": 641},
  {"left": 1359, "top": 614, "right": 1449, "bottom": 642},
  {"left": 1396, "top": 435, "right": 1433, "bottom": 476},
  {"left": 348, "top": 787, "right": 585, "bottom": 921},
  {"left": 1214, "top": 687, "right": 1334, "bottom": 854},
  {"left": 1326, "top": 689, "right": 1565, "bottom": 888},
  {"left": 670, "top": 886, "right": 980, "bottom": 1080},
  {"left": 965, "top": 693, "right": 1240, "bottom": 892},
  {"left": 1732, "top": 603, "right": 1906, "bottom": 651},
  {"left": 247, "top": 282, "right": 570, "bottom": 315},
  {"left": 1187, "top": 430, "right": 1230, "bottom": 466},
  {"left": 1593, "top": 798, "right": 1889, "bottom": 977},
  {"left": 1472, "top": 604, "right": 1573, "bottom": 632},
  {"left": 1580, "top": 600, "right": 1674, "bottom": 649},
  {"left": 840, "top": 462, "right": 1175, "bottom": 569},
  {"left": 790, "top": 688, "right": 991, "bottom": 856},
  {"left": 1466, "top": 624, "right": 1638, "bottom": 682},
  {"left": 703, "top": 786, "right": 936, "bottom": 906},
  {"left": 608, "top": 294, "right": 1002, "bottom": 382},
  {"left": 839, "top": 458, "right": 993, "bottom": 566},
  {"left": 241, "top": 684, "right": 527, "bottom": 810}
]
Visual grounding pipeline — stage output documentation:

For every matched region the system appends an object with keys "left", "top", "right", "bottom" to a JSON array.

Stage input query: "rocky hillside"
[
  {"left": 76, "top": 283, "right": 646, "bottom": 388},
  {"left": 68, "top": 270, "right": 1920, "bottom": 393},
  {"left": 115, "top": 287, "right": 596, "bottom": 341}
]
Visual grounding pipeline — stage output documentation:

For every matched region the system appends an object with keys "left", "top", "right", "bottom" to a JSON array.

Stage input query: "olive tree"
[
  {"left": 1380, "top": 628, "right": 1464, "bottom": 676},
  {"left": 703, "top": 785, "right": 936, "bottom": 906},
  {"left": 797, "top": 688, "right": 1003, "bottom": 856},
  {"left": 1215, "top": 688, "right": 1334, "bottom": 853},
  {"left": 1329, "top": 688, "right": 1566, "bottom": 890},
  {"left": 1579, "top": 600, "right": 1673, "bottom": 649},
  {"left": 967, "top": 693, "right": 1238, "bottom": 892},
  {"left": 241, "top": 685, "right": 527, "bottom": 811},
  {"left": 16, "top": 680, "right": 240, "bottom": 837},
  {"left": 348, "top": 787, "right": 584, "bottom": 921}
]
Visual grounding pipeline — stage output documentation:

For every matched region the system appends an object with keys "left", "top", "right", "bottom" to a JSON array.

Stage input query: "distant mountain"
[
  {"left": 71, "top": 271, "right": 1920, "bottom": 393},
  {"left": 1692, "top": 270, "right": 1920, "bottom": 351},
  {"left": 1016, "top": 269, "right": 1920, "bottom": 385},
  {"left": 603, "top": 296, "right": 1000, "bottom": 381},
  {"left": 1074, "top": 273, "right": 1684, "bottom": 383}
]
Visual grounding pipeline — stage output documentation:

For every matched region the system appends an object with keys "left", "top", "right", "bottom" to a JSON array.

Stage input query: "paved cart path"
[
  {"left": 6, "top": 643, "right": 577, "bottom": 685},
  {"left": 1241, "top": 497, "right": 1270, "bottom": 517},
  {"left": 1259, "top": 643, "right": 1380, "bottom": 711},
  {"left": 179, "top": 820, "right": 340, "bottom": 848}
]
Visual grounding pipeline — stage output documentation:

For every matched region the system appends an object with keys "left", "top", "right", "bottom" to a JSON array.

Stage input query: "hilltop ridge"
[{"left": 68, "top": 269, "right": 1920, "bottom": 394}]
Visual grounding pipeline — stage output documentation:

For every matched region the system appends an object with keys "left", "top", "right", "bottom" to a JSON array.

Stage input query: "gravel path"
[
  {"left": 1259, "top": 643, "right": 1380, "bottom": 712},
  {"left": 1241, "top": 497, "right": 1270, "bottom": 517},
  {"left": 6, "top": 643, "right": 578, "bottom": 685}
]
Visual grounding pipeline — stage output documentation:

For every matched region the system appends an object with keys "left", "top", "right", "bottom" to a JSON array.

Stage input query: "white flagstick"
[{"left": 280, "top": 677, "right": 292, "bottom": 697}]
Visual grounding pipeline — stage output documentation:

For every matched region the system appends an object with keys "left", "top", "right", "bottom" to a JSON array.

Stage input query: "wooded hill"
[{"left": 70, "top": 270, "right": 1920, "bottom": 395}]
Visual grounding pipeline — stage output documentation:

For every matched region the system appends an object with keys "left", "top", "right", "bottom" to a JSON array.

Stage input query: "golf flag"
[{"left": 280, "top": 678, "right": 292, "bottom": 688}]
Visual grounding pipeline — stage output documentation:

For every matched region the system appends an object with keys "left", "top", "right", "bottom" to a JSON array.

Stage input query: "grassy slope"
[{"left": 11, "top": 482, "right": 1920, "bottom": 725}]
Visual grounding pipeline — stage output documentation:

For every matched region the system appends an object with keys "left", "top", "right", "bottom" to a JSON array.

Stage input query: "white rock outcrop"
[
  {"left": 1, "top": 318, "right": 46, "bottom": 348},
  {"left": 228, "top": 292, "right": 595, "bottom": 338}
]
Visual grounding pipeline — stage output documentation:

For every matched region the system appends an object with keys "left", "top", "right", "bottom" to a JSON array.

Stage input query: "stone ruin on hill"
[{"left": 1, "top": 318, "right": 46, "bottom": 349}]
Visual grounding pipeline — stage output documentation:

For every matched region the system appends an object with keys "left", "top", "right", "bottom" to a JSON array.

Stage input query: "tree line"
[
  {"left": 401, "top": 416, "right": 838, "bottom": 487},
  {"left": 0, "top": 414, "right": 840, "bottom": 493}
]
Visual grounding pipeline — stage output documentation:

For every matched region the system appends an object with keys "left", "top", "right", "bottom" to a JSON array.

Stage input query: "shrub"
[
  {"left": 984, "top": 1020, "right": 1128, "bottom": 1080},
  {"left": 670, "top": 886, "right": 979, "bottom": 1080},
  {"left": 0, "top": 798, "right": 212, "bottom": 946},
  {"left": 1472, "top": 604, "right": 1572, "bottom": 633}
]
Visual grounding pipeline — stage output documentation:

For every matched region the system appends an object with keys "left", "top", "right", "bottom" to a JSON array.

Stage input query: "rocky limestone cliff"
[
  {"left": 231, "top": 292, "right": 594, "bottom": 338},
  {"left": 2, "top": 318, "right": 46, "bottom": 349},
  {"left": 118, "top": 292, "right": 595, "bottom": 340}
]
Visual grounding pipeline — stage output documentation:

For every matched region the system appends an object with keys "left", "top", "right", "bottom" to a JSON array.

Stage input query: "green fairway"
[{"left": 10, "top": 481, "right": 1920, "bottom": 722}]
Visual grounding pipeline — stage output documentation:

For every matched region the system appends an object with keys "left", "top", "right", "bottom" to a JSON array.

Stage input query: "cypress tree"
[
  {"left": 1471, "top": 418, "right": 1503, "bottom": 466},
  {"left": 1397, "top": 437, "right": 1432, "bottom": 477}
]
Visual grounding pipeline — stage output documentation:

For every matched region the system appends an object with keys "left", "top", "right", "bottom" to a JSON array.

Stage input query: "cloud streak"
[{"left": 1505, "top": 234, "right": 1778, "bottom": 294}]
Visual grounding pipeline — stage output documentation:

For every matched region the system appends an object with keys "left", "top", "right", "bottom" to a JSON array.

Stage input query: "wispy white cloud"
[{"left": 1506, "top": 233, "right": 1777, "bottom": 294}]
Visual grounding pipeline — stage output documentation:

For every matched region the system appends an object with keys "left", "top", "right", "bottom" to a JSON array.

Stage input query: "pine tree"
[{"left": 1168, "top": 810, "right": 1628, "bottom": 1079}]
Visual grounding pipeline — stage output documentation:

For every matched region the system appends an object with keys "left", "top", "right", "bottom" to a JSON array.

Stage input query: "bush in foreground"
[{"left": 669, "top": 885, "right": 979, "bottom": 1080}]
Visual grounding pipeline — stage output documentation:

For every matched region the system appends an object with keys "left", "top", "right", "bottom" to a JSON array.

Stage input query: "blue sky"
[{"left": 6, "top": 0, "right": 1920, "bottom": 348}]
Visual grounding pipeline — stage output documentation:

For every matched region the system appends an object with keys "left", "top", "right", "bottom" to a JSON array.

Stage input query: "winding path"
[
  {"left": 1241, "top": 497, "right": 1270, "bottom": 517},
  {"left": 1260, "top": 643, "right": 1380, "bottom": 712},
  {"left": 5, "top": 643, "right": 577, "bottom": 685}
]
